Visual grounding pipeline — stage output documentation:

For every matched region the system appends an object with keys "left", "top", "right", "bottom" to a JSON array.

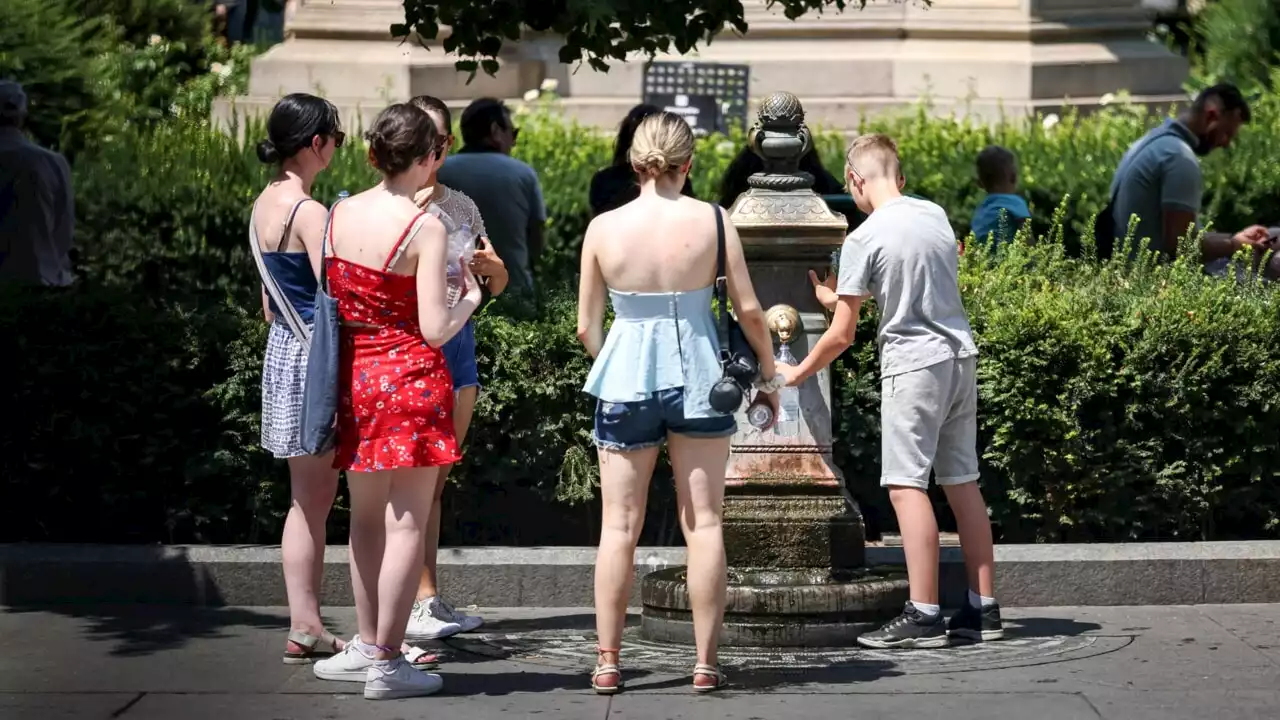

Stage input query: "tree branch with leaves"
[{"left": 394, "top": 0, "right": 929, "bottom": 76}]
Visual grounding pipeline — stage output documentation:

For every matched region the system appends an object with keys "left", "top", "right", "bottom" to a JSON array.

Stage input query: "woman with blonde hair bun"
[{"left": 576, "top": 111, "right": 783, "bottom": 694}]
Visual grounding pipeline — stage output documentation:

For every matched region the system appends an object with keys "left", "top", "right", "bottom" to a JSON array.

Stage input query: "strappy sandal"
[
  {"left": 692, "top": 663, "right": 726, "bottom": 694},
  {"left": 404, "top": 645, "right": 440, "bottom": 671},
  {"left": 282, "top": 630, "right": 342, "bottom": 665},
  {"left": 591, "top": 647, "right": 623, "bottom": 695}
]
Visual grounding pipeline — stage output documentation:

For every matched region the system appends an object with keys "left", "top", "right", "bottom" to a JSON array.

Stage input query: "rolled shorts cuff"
[
  {"left": 935, "top": 473, "right": 980, "bottom": 486},
  {"left": 880, "top": 475, "right": 931, "bottom": 489},
  {"left": 592, "top": 433, "right": 664, "bottom": 453}
]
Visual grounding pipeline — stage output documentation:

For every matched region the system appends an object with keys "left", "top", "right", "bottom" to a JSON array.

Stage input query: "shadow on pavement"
[
  {"left": 1, "top": 545, "right": 294, "bottom": 657},
  {"left": 1005, "top": 616, "right": 1103, "bottom": 638},
  {"left": 4, "top": 604, "right": 292, "bottom": 658}
]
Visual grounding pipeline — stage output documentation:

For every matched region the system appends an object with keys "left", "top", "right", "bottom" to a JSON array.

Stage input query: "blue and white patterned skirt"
[{"left": 261, "top": 320, "right": 309, "bottom": 458}]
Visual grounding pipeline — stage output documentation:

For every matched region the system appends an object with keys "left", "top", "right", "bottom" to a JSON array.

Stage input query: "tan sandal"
[
  {"left": 692, "top": 663, "right": 725, "bottom": 693},
  {"left": 282, "top": 630, "right": 342, "bottom": 665},
  {"left": 591, "top": 647, "right": 623, "bottom": 695}
]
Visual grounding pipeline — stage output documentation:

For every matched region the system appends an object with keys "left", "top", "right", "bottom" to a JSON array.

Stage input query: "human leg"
[
  {"left": 282, "top": 452, "right": 341, "bottom": 661},
  {"left": 935, "top": 357, "right": 1001, "bottom": 641},
  {"left": 347, "top": 470, "right": 391, "bottom": 644},
  {"left": 857, "top": 364, "right": 950, "bottom": 649},
  {"left": 667, "top": 431, "right": 730, "bottom": 688},
  {"left": 376, "top": 467, "right": 440, "bottom": 655},
  {"left": 410, "top": 384, "right": 480, "bottom": 635},
  {"left": 591, "top": 398, "right": 662, "bottom": 692}
]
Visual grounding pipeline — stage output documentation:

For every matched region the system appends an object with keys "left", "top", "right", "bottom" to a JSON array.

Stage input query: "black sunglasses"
[
  {"left": 332, "top": 131, "right": 346, "bottom": 149},
  {"left": 511, "top": 127, "right": 520, "bottom": 143}
]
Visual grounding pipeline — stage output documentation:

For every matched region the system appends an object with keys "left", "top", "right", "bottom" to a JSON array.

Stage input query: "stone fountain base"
[{"left": 640, "top": 566, "right": 909, "bottom": 647}]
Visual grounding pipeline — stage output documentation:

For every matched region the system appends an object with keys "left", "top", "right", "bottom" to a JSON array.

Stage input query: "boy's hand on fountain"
[{"left": 809, "top": 269, "right": 838, "bottom": 312}]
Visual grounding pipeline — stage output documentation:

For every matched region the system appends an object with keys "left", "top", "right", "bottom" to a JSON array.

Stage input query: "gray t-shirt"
[
  {"left": 437, "top": 150, "right": 546, "bottom": 292},
  {"left": 835, "top": 195, "right": 977, "bottom": 378},
  {"left": 1109, "top": 119, "right": 1202, "bottom": 255}
]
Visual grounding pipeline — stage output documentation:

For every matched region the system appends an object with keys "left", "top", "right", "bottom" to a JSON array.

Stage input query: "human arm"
[
  {"left": 809, "top": 268, "right": 838, "bottom": 312},
  {"left": 1163, "top": 205, "right": 1270, "bottom": 263},
  {"left": 778, "top": 294, "right": 864, "bottom": 387},
  {"left": 261, "top": 287, "right": 275, "bottom": 323},
  {"left": 293, "top": 200, "right": 332, "bottom": 279},
  {"left": 576, "top": 223, "right": 608, "bottom": 358},
  {"left": 779, "top": 236, "right": 872, "bottom": 386},
  {"left": 57, "top": 154, "right": 74, "bottom": 282},
  {"left": 525, "top": 170, "right": 547, "bottom": 264},
  {"left": 721, "top": 207, "right": 777, "bottom": 384},
  {"left": 415, "top": 215, "right": 481, "bottom": 348},
  {"left": 471, "top": 236, "right": 508, "bottom": 297}
]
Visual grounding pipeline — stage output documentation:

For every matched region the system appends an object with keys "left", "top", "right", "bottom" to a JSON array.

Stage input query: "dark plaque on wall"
[{"left": 642, "top": 61, "right": 750, "bottom": 136}]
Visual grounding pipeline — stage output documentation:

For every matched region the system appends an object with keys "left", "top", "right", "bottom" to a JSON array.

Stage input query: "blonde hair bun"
[{"left": 629, "top": 112, "right": 695, "bottom": 178}]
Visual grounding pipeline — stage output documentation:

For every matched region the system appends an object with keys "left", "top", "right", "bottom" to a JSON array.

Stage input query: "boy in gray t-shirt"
[{"left": 779, "top": 134, "right": 1000, "bottom": 649}]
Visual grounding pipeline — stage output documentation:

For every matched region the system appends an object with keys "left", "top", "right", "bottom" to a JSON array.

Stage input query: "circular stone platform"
[
  {"left": 641, "top": 566, "right": 911, "bottom": 647},
  {"left": 444, "top": 626, "right": 1132, "bottom": 675}
]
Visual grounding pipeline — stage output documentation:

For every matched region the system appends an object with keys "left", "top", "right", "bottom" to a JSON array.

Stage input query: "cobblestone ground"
[{"left": 4, "top": 604, "right": 1279, "bottom": 719}]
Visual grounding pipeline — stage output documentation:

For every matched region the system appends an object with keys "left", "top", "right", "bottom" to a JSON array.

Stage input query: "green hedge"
[{"left": 19, "top": 85, "right": 1280, "bottom": 545}]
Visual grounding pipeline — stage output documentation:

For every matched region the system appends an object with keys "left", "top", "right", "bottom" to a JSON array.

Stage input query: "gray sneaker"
[
  {"left": 405, "top": 597, "right": 463, "bottom": 640},
  {"left": 437, "top": 598, "right": 484, "bottom": 633}
]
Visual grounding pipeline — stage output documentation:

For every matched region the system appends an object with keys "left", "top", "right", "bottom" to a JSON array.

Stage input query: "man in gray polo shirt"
[
  {"left": 1105, "top": 83, "right": 1269, "bottom": 262},
  {"left": 438, "top": 98, "right": 546, "bottom": 294}
]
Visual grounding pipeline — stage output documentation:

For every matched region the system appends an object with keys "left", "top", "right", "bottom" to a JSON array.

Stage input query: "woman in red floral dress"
[{"left": 313, "top": 103, "right": 482, "bottom": 701}]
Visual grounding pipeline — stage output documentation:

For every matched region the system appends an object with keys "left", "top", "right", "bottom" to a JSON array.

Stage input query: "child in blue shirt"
[{"left": 970, "top": 145, "right": 1031, "bottom": 250}]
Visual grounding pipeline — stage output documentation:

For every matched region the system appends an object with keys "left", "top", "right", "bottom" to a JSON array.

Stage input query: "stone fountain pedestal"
[{"left": 639, "top": 93, "right": 908, "bottom": 648}]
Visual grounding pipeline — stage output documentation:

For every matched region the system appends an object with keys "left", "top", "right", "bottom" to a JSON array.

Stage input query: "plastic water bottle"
[
  {"left": 774, "top": 344, "right": 801, "bottom": 437},
  {"left": 746, "top": 395, "right": 774, "bottom": 430}
]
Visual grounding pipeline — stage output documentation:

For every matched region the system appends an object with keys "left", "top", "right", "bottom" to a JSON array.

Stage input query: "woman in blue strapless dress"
[{"left": 577, "top": 112, "right": 784, "bottom": 694}]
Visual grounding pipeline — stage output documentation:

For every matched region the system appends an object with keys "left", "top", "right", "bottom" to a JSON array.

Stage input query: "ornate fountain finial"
[{"left": 746, "top": 91, "right": 814, "bottom": 192}]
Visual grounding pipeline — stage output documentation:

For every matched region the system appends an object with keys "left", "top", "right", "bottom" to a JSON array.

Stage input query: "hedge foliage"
[{"left": 10, "top": 2, "right": 1280, "bottom": 544}]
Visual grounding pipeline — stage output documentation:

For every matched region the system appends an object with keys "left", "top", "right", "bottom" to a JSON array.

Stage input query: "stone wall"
[{"left": 215, "top": 0, "right": 1189, "bottom": 132}]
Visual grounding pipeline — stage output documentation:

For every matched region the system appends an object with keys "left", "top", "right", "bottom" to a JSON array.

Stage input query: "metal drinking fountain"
[{"left": 640, "top": 92, "right": 908, "bottom": 647}]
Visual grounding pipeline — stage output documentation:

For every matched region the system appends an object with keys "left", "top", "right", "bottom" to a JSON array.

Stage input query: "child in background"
[{"left": 970, "top": 145, "right": 1031, "bottom": 250}]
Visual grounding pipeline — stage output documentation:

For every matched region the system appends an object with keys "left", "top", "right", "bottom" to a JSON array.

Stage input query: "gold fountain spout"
[{"left": 766, "top": 304, "right": 801, "bottom": 344}]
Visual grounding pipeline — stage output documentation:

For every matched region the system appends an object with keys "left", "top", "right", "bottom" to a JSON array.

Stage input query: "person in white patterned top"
[{"left": 401, "top": 95, "right": 508, "bottom": 642}]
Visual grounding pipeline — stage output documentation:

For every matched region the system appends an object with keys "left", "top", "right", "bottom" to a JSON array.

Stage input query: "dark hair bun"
[
  {"left": 260, "top": 93, "right": 341, "bottom": 164},
  {"left": 366, "top": 103, "right": 437, "bottom": 176},
  {"left": 256, "top": 139, "right": 281, "bottom": 164}
]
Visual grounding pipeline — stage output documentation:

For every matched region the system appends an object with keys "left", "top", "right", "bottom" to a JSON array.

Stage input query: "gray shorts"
[{"left": 880, "top": 356, "right": 979, "bottom": 489}]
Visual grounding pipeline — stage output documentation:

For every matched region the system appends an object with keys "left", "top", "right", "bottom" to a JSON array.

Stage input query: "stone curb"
[{"left": 2, "top": 542, "right": 1278, "bottom": 607}]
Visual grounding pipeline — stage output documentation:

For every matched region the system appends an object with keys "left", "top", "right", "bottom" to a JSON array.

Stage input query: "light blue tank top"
[{"left": 582, "top": 286, "right": 725, "bottom": 419}]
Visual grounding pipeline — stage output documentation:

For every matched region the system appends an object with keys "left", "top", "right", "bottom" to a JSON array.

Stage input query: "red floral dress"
[{"left": 326, "top": 209, "right": 461, "bottom": 472}]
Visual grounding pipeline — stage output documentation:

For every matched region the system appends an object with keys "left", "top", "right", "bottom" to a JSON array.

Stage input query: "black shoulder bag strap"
[{"left": 713, "top": 202, "right": 731, "bottom": 360}]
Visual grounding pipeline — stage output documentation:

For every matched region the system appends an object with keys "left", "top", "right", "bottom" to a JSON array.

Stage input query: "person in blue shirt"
[{"left": 970, "top": 145, "right": 1031, "bottom": 250}]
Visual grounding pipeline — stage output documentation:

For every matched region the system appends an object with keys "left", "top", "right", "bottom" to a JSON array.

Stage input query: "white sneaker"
[
  {"left": 314, "top": 636, "right": 376, "bottom": 682},
  {"left": 437, "top": 598, "right": 484, "bottom": 633},
  {"left": 405, "top": 598, "right": 463, "bottom": 640},
  {"left": 364, "top": 657, "right": 444, "bottom": 700}
]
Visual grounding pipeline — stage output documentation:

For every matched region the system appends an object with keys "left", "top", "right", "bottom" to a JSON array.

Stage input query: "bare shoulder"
[{"left": 295, "top": 197, "right": 331, "bottom": 227}]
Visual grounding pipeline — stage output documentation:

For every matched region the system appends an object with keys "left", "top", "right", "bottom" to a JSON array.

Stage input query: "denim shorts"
[
  {"left": 441, "top": 319, "right": 479, "bottom": 391},
  {"left": 593, "top": 387, "right": 736, "bottom": 451}
]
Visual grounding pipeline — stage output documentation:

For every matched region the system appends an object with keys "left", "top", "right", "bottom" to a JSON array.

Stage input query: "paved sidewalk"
[{"left": 3, "top": 604, "right": 1279, "bottom": 719}]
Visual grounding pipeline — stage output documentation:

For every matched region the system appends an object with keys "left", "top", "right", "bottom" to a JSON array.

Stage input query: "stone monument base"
[{"left": 641, "top": 566, "right": 909, "bottom": 647}]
